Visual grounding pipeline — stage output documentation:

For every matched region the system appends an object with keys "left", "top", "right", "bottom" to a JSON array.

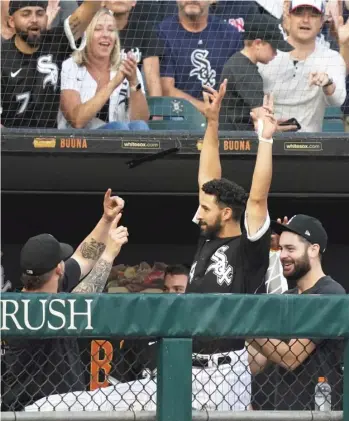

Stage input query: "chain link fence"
[{"left": 1, "top": 337, "right": 344, "bottom": 413}]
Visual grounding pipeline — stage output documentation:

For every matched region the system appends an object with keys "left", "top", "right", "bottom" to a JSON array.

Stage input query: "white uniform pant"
[
  {"left": 26, "top": 349, "right": 251, "bottom": 412},
  {"left": 192, "top": 348, "right": 251, "bottom": 411}
]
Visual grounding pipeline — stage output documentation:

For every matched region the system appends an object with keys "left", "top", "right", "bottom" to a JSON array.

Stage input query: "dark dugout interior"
[{"left": 2, "top": 193, "right": 349, "bottom": 292}]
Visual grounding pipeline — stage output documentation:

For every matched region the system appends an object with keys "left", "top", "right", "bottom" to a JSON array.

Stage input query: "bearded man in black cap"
[
  {"left": 1, "top": 189, "right": 129, "bottom": 411},
  {"left": 248, "top": 214, "right": 345, "bottom": 410},
  {"left": 1, "top": 0, "right": 102, "bottom": 128}
]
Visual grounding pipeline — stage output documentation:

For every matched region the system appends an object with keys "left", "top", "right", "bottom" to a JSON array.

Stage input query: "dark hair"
[
  {"left": 21, "top": 269, "right": 54, "bottom": 291},
  {"left": 164, "top": 264, "right": 190, "bottom": 278},
  {"left": 202, "top": 178, "right": 247, "bottom": 222},
  {"left": 298, "top": 235, "right": 323, "bottom": 261},
  {"left": 244, "top": 39, "right": 269, "bottom": 47}
]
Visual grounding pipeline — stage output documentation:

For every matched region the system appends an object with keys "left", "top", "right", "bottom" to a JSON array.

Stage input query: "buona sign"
[{"left": 0, "top": 298, "right": 93, "bottom": 332}]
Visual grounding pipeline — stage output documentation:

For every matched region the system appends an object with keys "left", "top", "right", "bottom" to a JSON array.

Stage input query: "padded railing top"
[{"left": 1, "top": 293, "right": 349, "bottom": 339}]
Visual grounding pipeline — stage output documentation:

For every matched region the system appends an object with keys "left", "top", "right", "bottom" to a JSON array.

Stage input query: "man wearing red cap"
[{"left": 258, "top": 0, "right": 346, "bottom": 132}]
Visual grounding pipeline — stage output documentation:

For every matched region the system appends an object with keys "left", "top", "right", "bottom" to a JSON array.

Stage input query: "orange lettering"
[
  {"left": 60, "top": 138, "right": 87, "bottom": 148},
  {"left": 90, "top": 340, "right": 113, "bottom": 391},
  {"left": 223, "top": 140, "right": 251, "bottom": 151}
]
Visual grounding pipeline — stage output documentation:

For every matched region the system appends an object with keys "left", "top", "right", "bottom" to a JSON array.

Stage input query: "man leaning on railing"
[
  {"left": 22, "top": 263, "right": 190, "bottom": 412},
  {"left": 248, "top": 214, "right": 345, "bottom": 410}
]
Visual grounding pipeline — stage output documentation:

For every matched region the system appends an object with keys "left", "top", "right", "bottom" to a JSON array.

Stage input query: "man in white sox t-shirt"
[{"left": 258, "top": 0, "right": 346, "bottom": 132}]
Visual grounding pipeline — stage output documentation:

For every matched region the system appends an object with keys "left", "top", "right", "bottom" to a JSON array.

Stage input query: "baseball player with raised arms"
[{"left": 186, "top": 79, "right": 277, "bottom": 411}]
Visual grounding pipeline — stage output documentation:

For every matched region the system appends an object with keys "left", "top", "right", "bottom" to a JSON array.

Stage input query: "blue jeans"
[{"left": 99, "top": 121, "right": 150, "bottom": 131}]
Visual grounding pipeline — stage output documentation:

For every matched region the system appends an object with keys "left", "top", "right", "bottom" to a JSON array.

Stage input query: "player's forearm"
[
  {"left": 249, "top": 338, "right": 301, "bottom": 370},
  {"left": 247, "top": 343, "right": 269, "bottom": 375},
  {"left": 249, "top": 142, "right": 272, "bottom": 203},
  {"left": 68, "top": 76, "right": 123, "bottom": 129},
  {"left": 249, "top": 339, "right": 287, "bottom": 366},
  {"left": 72, "top": 249, "right": 116, "bottom": 293},
  {"left": 199, "top": 120, "right": 221, "bottom": 187},
  {"left": 68, "top": 1, "right": 101, "bottom": 40},
  {"left": 72, "top": 217, "right": 114, "bottom": 276}
]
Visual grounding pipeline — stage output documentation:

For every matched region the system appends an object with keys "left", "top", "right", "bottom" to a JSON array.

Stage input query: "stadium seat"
[
  {"left": 147, "top": 97, "right": 206, "bottom": 131},
  {"left": 322, "top": 106, "right": 344, "bottom": 132}
]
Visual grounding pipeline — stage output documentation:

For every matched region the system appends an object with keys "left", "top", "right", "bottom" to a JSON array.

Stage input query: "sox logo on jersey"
[
  {"left": 37, "top": 55, "right": 59, "bottom": 90},
  {"left": 190, "top": 49, "right": 216, "bottom": 87},
  {"left": 206, "top": 245, "right": 233, "bottom": 286},
  {"left": 189, "top": 246, "right": 234, "bottom": 286}
]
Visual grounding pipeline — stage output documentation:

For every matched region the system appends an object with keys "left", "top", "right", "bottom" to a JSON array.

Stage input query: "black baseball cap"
[
  {"left": 9, "top": 1, "right": 48, "bottom": 15},
  {"left": 271, "top": 215, "right": 328, "bottom": 253},
  {"left": 20, "top": 234, "right": 73, "bottom": 276},
  {"left": 243, "top": 13, "right": 294, "bottom": 52}
]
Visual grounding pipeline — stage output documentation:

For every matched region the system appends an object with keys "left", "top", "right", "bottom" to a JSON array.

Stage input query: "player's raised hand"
[
  {"left": 277, "top": 216, "right": 289, "bottom": 225},
  {"left": 271, "top": 216, "right": 289, "bottom": 250},
  {"left": 250, "top": 94, "right": 278, "bottom": 140},
  {"left": 103, "top": 189, "right": 125, "bottom": 223},
  {"left": 202, "top": 79, "right": 227, "bottom": 122},
  {"left": 105, "top": 213, "right": 129, "bottom": 257}
]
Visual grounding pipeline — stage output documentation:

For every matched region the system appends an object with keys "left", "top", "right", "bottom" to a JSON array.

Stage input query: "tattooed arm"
[
  {"left": 71, "top": 189, "right": 124, "bottom": 280},
  {"left": 72, "top": 252, "right": 115, "bottom": 293},
  {"left": 67, "top": 1, "right": 101, "bottom": 41},
  {"left": 73, "top": 216, "right": 129, "bottom": 293}
]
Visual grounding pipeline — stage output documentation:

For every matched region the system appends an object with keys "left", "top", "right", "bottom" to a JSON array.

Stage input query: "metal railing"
[{"left": 1, "top": 293, "right": 349, "bottom": 421}]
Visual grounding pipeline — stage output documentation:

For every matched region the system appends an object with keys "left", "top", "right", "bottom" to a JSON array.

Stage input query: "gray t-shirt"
[
  {"left": 219, "top": 51, "right": 264, "bottom": 131},
  {"left": 273, "top": 276, "right": 345, "bottom": 410}
]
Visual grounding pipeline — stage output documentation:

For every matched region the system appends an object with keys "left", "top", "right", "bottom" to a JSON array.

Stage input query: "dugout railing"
[
  {"left": 2, "top": 129, "right": 349, "bottom": 198},
  {"left": 1, "top": 293, "right": 349, "bottom": 421}
]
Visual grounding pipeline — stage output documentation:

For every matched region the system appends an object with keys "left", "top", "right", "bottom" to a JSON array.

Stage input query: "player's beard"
[
  {"left": 199, "top": 215, "right": 222, "bottom": 240},
  {"left": 17, "top": 27, "right": 45, "bottom": 47},
  {"left": 282, "top": 252, "right": 311, "bottom": 283}
]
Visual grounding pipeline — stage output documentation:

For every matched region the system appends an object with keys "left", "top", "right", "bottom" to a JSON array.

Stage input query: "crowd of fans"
[{"left": 1, "top": 0, "right": 349, "bottom": 132}]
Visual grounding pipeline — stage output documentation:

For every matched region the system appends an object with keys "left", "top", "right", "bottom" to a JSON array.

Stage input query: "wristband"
[
  {"left": 323, "top": 78, "right": 334, "bottom": 88},
  {"left": 130, "top": 82, "right": 142, "bottom": 92},
  {"left": 259, "top": 136, "right": 274, "bottom": 144},
  {"left": 257, "top": 119, "right": 273, "bottom": 144}
]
